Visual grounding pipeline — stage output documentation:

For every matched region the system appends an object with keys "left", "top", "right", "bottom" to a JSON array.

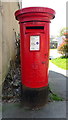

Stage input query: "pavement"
[
  {"left": 49, "top": 61, "right": 68, "bottom": 77},
  {"left": 1, "top": 61, "right": 67, "bottom": 119},
  {"left": 2, "top": 101, "right": 66, "bottom": 119},
  {"left": 50, "top": 49, "right": 62, "bottom": 59},
  {"left": 49, "top": 61, "right": 67, "bottom": 100}
]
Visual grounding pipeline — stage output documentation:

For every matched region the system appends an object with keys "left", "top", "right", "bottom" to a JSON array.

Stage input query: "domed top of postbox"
[{"left": 15, "top": 7, "right": 55, "bottom": 22}]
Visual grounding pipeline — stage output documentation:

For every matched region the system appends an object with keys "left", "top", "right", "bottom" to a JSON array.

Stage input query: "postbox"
[{"left": 15, "top": 7, "right": 55, "bottom": 89}]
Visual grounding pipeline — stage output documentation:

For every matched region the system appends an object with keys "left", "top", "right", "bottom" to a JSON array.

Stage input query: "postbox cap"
[{"left": 15, "top": 7, "right": 56, "bottom": 22}]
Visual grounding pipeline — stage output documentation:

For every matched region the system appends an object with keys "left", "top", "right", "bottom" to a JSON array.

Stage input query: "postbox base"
[{"left": 22, "top": 85, "right": 48, "bottom": 109}]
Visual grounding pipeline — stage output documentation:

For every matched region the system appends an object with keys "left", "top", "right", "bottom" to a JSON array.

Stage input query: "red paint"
[{"left": 15, "top": 7, "right": 55, "bottom": 88}]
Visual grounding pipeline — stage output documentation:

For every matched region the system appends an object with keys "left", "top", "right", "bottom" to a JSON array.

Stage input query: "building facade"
[{"left": 0, "top": 1, "right": 21, "bottom": 85}]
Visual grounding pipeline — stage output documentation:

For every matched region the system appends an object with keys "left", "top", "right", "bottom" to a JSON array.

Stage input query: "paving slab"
[
  {"left": 0, "top": 103, "right": 2, "bottom": 120},
  {"left": 2, "top": 101, "right": 66, "bottom": 118}
]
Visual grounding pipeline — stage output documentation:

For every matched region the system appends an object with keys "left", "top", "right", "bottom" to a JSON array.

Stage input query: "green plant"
[
  {"left": 48, "top": 86, "right": 63, "bottom": 101},
  {"left": 49, "top": 93, "right": 63, "bottom": 101},
  {"left": 15, "top": 33, "right": 20, "bottom": 64},
  {"left": 58, "top": 41, "right": 68, "bottom": 57}
]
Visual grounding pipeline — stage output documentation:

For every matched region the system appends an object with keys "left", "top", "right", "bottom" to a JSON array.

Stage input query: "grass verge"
[{"left": 51, "top": 56, "right": 68, "bottom": 70}]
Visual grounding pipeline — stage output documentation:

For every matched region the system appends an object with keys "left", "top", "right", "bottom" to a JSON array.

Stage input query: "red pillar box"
[{"left": 15, "top": 7, "right": 55, "bottom": 89}]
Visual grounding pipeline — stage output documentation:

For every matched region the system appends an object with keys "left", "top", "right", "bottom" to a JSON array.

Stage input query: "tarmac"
[
  {"left": 1, "top": 61, "right": 67, "bottom": 119},
  {"left": 49, "top": 62, "right": 67, "bottom": 100}
]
